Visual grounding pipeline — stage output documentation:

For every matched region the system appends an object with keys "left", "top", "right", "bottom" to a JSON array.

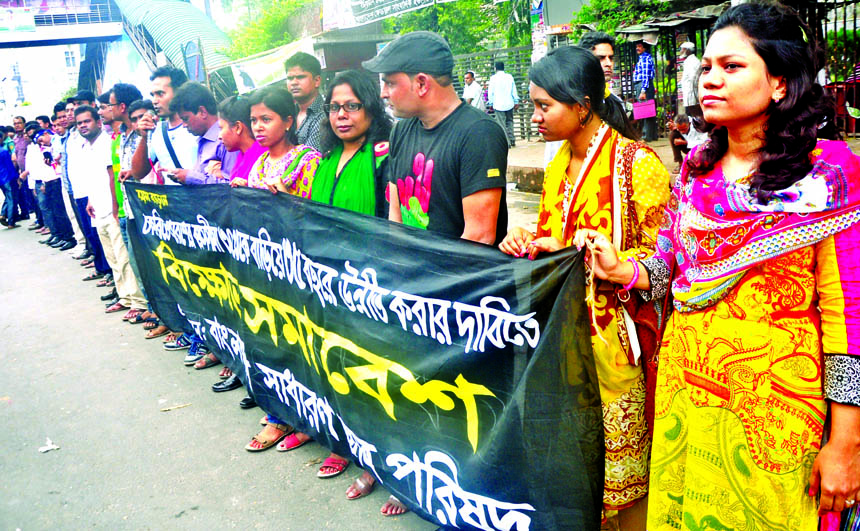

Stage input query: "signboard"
[
  {"left": 323, "top": 0, "right": 456, "bottom": 30},
  {"left": 228, "top": 38, "right": 315, "bottom": 94}
]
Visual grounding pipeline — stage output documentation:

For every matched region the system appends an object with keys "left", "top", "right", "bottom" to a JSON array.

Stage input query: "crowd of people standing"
[{"left": 2, "top": 3, "right": 859, "bottom": 529}]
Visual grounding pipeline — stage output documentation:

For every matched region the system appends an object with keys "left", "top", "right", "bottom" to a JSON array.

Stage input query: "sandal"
[
  {"left": 218, "top": 367, "right": 232, "bottom": 379},
  {"left": 82, "top": 271, "right": 106, "bottom": 281},
  {"left": 145, "top": 324, "right": 170, "bottom": 339},
  {"left": 96, "top": 276, "right": 113, "bottom": 287},
  {"left": 163, "top": 332, "right": 180, "bottom": 343},
  {"left": 194, "top": 353, "right": 221, "bottom": 370},
  {"left": 346, "top": 471, "right": 377, "bottom": 500},
  {"left": 318, "top": 455, "right": 350, "bottom": 478},
  {"left": 142, "top": 317, "right": 159, "bottom": 331},
  {"left": 128, "top": 310, "right": 152, "bottom": 324},
  {"left": 381, "top": 495, "right": 409, "bottom": 517},
  {"left": 122, "top": 308, "right": 143, "bottom": 322},
  {"left": 276, "top": 432, "right": 312, "bottom": 452},
  {"left": 245, "top": 423, "right": 292, "bottom": 452}
]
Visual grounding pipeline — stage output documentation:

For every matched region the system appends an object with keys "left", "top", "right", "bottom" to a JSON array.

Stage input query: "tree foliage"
[
  {"left": 825, "top": 28, "right": 858, "bottom": 83},
  {"left": 570, "top": 0, "right": 668, "bottom": 37},
  {"left": 224, "top": 0, "right": 315, "bottom": 59},
  {"left": 383, "top": 0, "right": 530, "bottom": 55}
]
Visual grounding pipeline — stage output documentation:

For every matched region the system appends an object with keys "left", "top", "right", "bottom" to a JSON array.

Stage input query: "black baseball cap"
[
  {"left": 362, "top": 31, "right": 454, "bottom": 77},
  {"left": 73, "top": 90, "right": 96, "bottom": 102}
]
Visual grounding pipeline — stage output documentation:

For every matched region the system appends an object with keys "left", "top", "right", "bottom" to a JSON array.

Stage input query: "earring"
[{"left": 773, "top": 96, "right": 781, "bottom": 104}]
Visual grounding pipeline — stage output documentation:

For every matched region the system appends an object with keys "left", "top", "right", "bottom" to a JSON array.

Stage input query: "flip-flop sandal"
[
  {"left": 96, "top": 277, "right": 113, "bottom": 287},
  {"left": 82, "top": 271, "right": 105, "bottom": 281},
  {"left": 129, "top": 313, "right": 148, "bottom": 325},
  {"left": 244, "top": 423, "right": 292, "bottom": 452},
  {"left": 318, "top": 456, "right": 350, "bottom": 478},
  {"left": 381, "top": 495, "right": 409, "bottom": 517},
  {"left": 122, "top": 309, "right": 143, "bottom": 322},
  {"left": 218, "top": 367, "right": 232, "bottom": 379},
  {"left": 276, "top": 433, "right": 312, "bottom": 452},
  {"left": 145, "top": 325, "right": 170, "bottom": 339},
  {"left": 346, "top": 473, "right": 377, "bottom": 500},
  {"left": 142, "top": 317, "right": 160, "bottom": 331}
]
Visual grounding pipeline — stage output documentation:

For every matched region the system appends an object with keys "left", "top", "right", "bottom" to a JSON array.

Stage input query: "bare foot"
[{"left": 381, "top": 495, "right": 408, "bottom": 516}]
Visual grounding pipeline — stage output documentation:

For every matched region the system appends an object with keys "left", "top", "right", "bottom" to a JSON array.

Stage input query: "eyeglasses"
[{"left": 323, "top": 102, "right": 363, "bottom": 114}]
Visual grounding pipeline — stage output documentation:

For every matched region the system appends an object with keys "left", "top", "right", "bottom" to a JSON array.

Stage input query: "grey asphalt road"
[{"left": 0, "top": 221, "right": 442, "bottom": 531}]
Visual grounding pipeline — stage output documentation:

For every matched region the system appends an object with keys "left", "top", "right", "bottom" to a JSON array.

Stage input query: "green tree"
[
  {"left": 383, "top": 0, "right": 529, "bottom": 55},
  {"left": 825, "top": 28, "right": 858, "bottom": 83},
  {"left": 224, "top": 0, "right": 315, "bottom": 59},
  {"left": 570, "top": 0, "right": 668, "bottom": 37}
]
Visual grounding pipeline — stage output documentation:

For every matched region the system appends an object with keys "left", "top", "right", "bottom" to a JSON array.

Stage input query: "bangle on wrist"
[{"left": 622, "top": 258, "right": 640, "bottom": 292}]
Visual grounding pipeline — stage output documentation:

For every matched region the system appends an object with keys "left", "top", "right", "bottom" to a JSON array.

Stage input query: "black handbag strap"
[{"left": 161, "top": 120, "right": 182, "bottom": 169}]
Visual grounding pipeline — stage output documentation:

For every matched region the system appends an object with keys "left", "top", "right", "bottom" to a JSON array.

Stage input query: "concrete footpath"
[{"left": 0, "top": 225, "right": 436, "bottom": 530}]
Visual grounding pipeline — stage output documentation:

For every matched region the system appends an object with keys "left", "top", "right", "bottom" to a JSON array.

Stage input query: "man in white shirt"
[
  {"left": 461, "top": 71, "right": 484, "bottom": 111},
  {"left": 668, "top": 114, "right": 707, "bottom": 173},
  {"left": 487, "top": 61, "right": 519, "bottom": 148},
  {"left": 130, "top": 66, "right": 197, "bottom": 184},
  {"left": 75, "top": 105, "right": 146, "bottom": 316},
  {"left": 20, "top": 125, "right": 75, "bottom": 249},
  {"left": 680, "top": 42, "right": 701, "bottom": 118}
]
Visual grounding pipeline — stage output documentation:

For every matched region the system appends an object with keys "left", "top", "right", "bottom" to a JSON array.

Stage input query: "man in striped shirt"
[{"left": 633, "top": 42, "right": 657, "bottom": 141}]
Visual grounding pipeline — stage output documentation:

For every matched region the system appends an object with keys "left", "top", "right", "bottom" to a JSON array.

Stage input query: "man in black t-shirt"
[{"left": 363, "top": 31, "right": 508, "bottom": 245}]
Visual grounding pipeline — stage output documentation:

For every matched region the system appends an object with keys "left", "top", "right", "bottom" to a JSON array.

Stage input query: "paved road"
[{"left": 0, "top": 222, "right": 440, "bottom": 530}]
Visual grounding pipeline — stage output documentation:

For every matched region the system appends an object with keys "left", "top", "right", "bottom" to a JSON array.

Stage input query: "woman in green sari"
[{"left": 310, "top": 69, "right": 392, "bottom": 217}]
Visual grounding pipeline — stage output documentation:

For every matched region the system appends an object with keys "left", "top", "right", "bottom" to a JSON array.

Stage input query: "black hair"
[
  {"left": 53, "top": 102, "right": 66, "bottom": 114},
  {"left": 65, "top": 97, "right": 75, "bottom": 105},
  {"left": 284, "top": 52, "right": 321, "bottom": 78},
  {"left": 248, "top": 86, "right": 298, "bottom": 145},
  {"left": 111, "top": 83, "right": 143, "bottom": 108},
  {"left": 24, "top": 121, "right": 39, "bottom": 132},
  {"left": 13, "top": 115, "right": 25, "bottom": 123},
  {"left": 150, "top": 66, "right": 188, "bottom": 89},
  {"left": 578, "top": 31, "right": 615, "bottom": 52},
  {"left": 169, "top": 82, "right": 217, "bottom": 115},
  {"left": 97, "top": 91, "right": 111, "bottom": 104},
  {"left": 675, "top": 114, "right": 690, "bottom": 125},
  {"left": 529, "top": 46, "right": 639, "bottom": 140},
  {"left": 127, "top": 99, "right": 155, "bottom": 115},
  {"left": 320, "top": 70, "right": 393, "bottom": 155},
  {"left": 637, "top": 42, "right": 651, "bottom": 52},
  {"left": 74, "top": 105, "right": 99, "bottom": 121},
  {"left": 218, "top": 95, "right": 253, "bottom": 132},
  {"left": 495, "top": 61, "right": 504, "bottom": 71},
  {"left": 35, "top": 115, "right": 51, "bottom": 125},
  {"left": 688, "top": 1, "right": 839, "bottom": 203}
]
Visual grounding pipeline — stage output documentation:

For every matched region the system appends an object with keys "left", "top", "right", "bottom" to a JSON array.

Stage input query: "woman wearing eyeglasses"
[
  {"left": 310, "top": 69, "right": 393, "bottom": 217},
  {"left": 297, "top": 70, "right": 395, "bottom": 492}
]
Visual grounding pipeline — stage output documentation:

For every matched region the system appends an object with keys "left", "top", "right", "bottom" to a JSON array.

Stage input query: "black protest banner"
[{"left": 126, "top": 182, "right": 603, "bottom": 531}]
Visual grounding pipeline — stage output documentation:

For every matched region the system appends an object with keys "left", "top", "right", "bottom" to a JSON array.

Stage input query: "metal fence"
[
  {"left": 32, "top": 0, "right": 121, "bottom": 26},
  {"left": 793, "top": 0, "right": 859, "bottom": 135},
  {"left": 451, "top": 45, "right": 536, "bottom": 142}
]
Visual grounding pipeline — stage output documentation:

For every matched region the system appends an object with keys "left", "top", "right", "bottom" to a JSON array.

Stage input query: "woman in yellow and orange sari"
[
  {"left": 499, "top": 46, "right": 670, "bottom": 529},
  {"left": 578, "top": 4, "right": 860, "bottom": 530}
]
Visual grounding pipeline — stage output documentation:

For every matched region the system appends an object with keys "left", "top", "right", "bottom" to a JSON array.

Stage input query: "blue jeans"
[
  {"left": 44, "top": 179, "right": 73, "bottom": 241},
  {"left": 1, "top": 180, "right": 15, "bottom": 222},
  {"left": 31, "top": 182, "right": 44, "bottom": 226}
]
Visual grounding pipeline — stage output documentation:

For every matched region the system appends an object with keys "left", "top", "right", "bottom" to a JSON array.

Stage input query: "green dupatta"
[{"left": 311, "top": 141, "right": 388, "bottom": 216}]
